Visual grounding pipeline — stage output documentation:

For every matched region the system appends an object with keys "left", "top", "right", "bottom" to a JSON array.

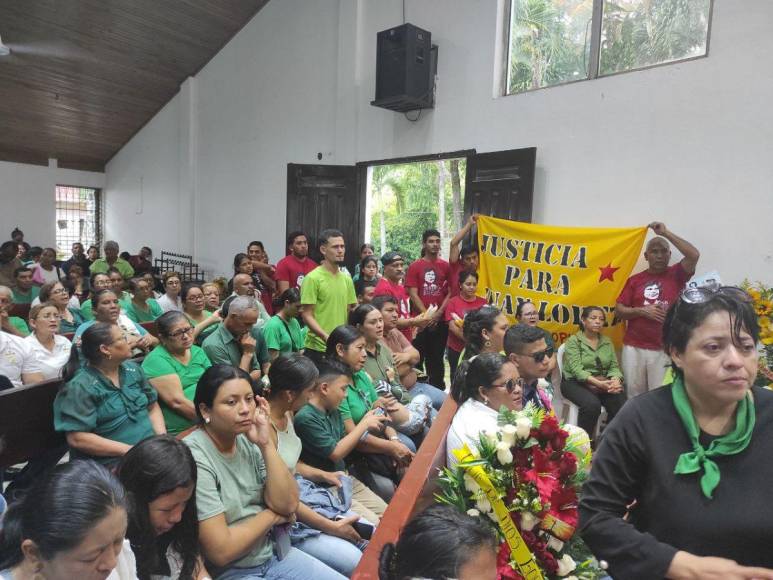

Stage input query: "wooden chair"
[{"left": 352, "top": 397, "right": 458, "bottom": 579}]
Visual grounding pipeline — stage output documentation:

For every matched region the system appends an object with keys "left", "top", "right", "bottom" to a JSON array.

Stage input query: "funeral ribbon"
[{"left": 454, "top": 445, "right": 544, "bottom": 580}]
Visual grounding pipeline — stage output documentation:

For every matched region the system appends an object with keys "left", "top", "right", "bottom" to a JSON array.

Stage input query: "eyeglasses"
[
  {"left": 680, "top": 285, "right": 751, "bottom": 305},
  {"left": 168, "top": 327, "right": 194, "bottom": 338},
  {"left": 37, "top": 313, "right": 62, "bottom": 321},
  {"left": 51, "top": 287, "right": 68, "bottom": 295},
  {"left": 492, "top": 378, "right": 525, "bottom": 393},
  {"left": 519, "top": 347, "right": 554, "bottom": 363}
]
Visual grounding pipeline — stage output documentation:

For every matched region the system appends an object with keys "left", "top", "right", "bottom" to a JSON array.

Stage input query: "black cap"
[{"left": 381, "top": 251, "right": 403, "bottom": 266}]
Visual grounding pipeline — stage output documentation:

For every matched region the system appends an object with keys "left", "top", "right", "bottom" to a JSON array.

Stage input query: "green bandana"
[{"left": 671, "top": 375, "right": 755, "bottom": 499}]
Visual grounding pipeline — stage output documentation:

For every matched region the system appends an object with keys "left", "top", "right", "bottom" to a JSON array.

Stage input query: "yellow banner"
[{"left": 477, "top": 217, "right": 647, "bottom": 346}]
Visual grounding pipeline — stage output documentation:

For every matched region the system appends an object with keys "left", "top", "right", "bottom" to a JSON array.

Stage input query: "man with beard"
[
  {"left": 275, "top": 230, "right": 318, "bottom": 293},
  {"left": 300, "top": 229, "right": 356, "bottom": 365},
  {"left": 615, "top": 221, "right": 700, "bottom": 396}
]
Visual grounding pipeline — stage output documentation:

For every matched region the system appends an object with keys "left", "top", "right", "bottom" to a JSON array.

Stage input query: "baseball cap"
[{"left": 381, "top": 251, "right": 403, "bottom": 266}]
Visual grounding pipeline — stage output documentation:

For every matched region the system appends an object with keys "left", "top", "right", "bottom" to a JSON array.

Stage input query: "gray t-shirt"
[{"left": 183, "top": 429, "right": 272, "bottom": 568}]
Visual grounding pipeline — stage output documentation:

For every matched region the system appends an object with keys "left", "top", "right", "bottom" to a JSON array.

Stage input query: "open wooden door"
[
  {"left": 286, "top": 164, "right": 363, "bottom": 272},
  {"left": 464, "top": 147, "right": 536, "bottom": 223}
]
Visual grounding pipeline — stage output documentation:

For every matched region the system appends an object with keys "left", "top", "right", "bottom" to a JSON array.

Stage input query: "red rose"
[
  {"left": 558, "top": 453, "right": 577, "bottom": 478},
  {"left": 551, "top": 428, "right": 569, "bottom": 451},
  {"left": 537, "top": 415, "right": 560, "bottom": 441},
  {"left": 496, "top": 541, "right": 523, "bottom": 580}
]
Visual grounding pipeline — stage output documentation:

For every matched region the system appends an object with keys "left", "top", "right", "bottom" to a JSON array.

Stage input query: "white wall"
[
  {"left": 105, "top": 0, "right": 773, "bottom": 284},
  {"left": 0, "top": 160, "right": 104, "bottom": 248}
]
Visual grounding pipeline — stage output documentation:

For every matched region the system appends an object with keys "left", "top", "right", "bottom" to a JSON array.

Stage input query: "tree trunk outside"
[{"left": 450, "top": 159, "right": 463, "bottom": 231}]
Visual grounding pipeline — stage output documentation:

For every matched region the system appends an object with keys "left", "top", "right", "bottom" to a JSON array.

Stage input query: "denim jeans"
[
  {"left": 216, "top": 547, "right": 346, "bottom": 579},
  {"left": 409, "top": 381, "right": 447, "bottom": 410},
  {"left": 295, "top": 532, "right": 363, "bottom": 577},
  {"left": 395, "top": 394, "right": 433, "bottom": 436}
]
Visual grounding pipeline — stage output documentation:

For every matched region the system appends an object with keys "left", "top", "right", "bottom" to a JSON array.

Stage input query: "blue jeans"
[
  {"left": 409, "top": 381, "right": 447, "bottom": 410},
  {"left": 295, "top": 532, "right": 362, "bottom": 577},
  {"left": 216, "top": 547, "right": 346, "bottom": 579}
]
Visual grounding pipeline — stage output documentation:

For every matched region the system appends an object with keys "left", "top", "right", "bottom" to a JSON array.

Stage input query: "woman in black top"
[{"left": 579, "top": 287, "right": 773, "bottom": 580}]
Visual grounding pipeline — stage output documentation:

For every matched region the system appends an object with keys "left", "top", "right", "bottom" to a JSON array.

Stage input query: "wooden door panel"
[
  {"left": 286, "top": 164, "right": 361, "bottom": 270},
  {"left": 464, "top": 147, "right": 536, "bottom": 223}
]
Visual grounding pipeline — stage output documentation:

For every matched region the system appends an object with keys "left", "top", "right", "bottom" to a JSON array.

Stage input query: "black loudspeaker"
[{"left": 371, "top": 23, "right": 436, "bottom": 113}]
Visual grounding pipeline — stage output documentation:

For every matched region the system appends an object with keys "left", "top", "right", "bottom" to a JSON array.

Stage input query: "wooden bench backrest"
[
  {"left": 0, "top": 378, "right": 65, "bottom": 469},
  {"left": 352, "top": 397, "right": 458, "bottom": 579}
]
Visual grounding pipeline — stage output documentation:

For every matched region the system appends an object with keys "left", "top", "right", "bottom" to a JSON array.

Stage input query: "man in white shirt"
[{"left": 0, "top": 329, "right": 44, "bottom": 388}]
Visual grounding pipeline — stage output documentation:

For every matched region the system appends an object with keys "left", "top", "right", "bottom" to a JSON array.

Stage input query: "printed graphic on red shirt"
[
  {"left": 617, "top": 263, "right": 689, "bottom": 350},
  {"left": 275, "top": 255, "right": 318, "bottom": 290},
  {"left": 405, "top": 258, "right": 450, "bottom": 311}
]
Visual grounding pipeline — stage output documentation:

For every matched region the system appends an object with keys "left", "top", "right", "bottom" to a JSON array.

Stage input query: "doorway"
[{"left": 364, "top": 157, "right": 467, "bottom": 262}]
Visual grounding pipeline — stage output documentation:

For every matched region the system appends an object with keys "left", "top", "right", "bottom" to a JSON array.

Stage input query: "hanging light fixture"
[{"left": 0, "top": 35, "right": 11, "bottom": 56}]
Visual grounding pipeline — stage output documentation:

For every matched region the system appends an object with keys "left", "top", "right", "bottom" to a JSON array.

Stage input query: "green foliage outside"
[
  {"left": 508, "top": 0, "right": 711, "bottom": 94},
  {"left": 369, "top": 159, "right": 466, "bottom": 263}
]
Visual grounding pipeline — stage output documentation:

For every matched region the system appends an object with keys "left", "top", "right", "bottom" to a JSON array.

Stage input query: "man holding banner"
[{"left": 615, "top": 222, "right": 700, "bottom": 397}]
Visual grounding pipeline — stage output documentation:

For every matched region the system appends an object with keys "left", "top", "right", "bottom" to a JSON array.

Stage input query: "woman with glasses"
[
  {"left": 25, "top": 303, "right": 72, "bottom": 379},
  {"left": 142, "top": 311, "right": 212, "bottom": 435},
  {"left": 54, "top": 321, "right": 166, "bottom": 466},
  {"left": 447, "top": 352, "right": 523, "bottom": 466},
  {"left": 561, "top": 306, "right": 626, "bottom": 442},
  {"left": 580, "top": 287, "right": 773, "bottom": 579},
  {"left": 38, "top": 280, "right": 84, "bottom": 333},
  {"left": 182, "top": 283, "right": 222, "bottom": 346},
  {"left": 515, "top": 300, "right": 557, "bottom": 373},
  {"left": 158, "top": 271, "right": 184, "bottom": 313}
]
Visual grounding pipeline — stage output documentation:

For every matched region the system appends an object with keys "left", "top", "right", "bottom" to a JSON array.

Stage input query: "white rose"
[
  {"left": 565, "top": 577, "right": 579, "bottom": 580},
  {"left": 496, "top": 441, "right": 514, "bottom": 465},
  {"left": 519, "top": 511, "right": 539, "bottom": 531},
  {"left": 475, "top": 496, "right": 492, "bottom": 514},
  {"left": 487, "top": 510, "right": 499, "bottom": 523},
  {"left": 556, "top": 554, "right": 576, "bottom": 576},
  {"left": 501, "top": 424, "right": 518, "bottom": 446},
  {"left": 547, "top": 536, "right": 564, "bottom": 552},
  {"left": 463, "top": 474, "right": 481, "bottom": 493},
  {"left": 482, "top": 429, "right": 499, "bottom": 447},
  {"left": 466, "top": 508, "right": 481, "bottom": 517},
  {"left": 516, "top": 417, "right": 532, "bottom": 439}
]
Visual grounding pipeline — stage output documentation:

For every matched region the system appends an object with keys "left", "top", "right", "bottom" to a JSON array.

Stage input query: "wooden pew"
[
  {"left": 352, "top": 397, "right": 458, "bottom": 579},
  {"left": 0, "top": 379, "right": 65, "bottom": 469}
]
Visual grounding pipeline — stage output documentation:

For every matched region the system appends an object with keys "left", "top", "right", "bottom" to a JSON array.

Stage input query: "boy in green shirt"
[{"left": 293, "top": 359, "right": 390, "bottom": 518}]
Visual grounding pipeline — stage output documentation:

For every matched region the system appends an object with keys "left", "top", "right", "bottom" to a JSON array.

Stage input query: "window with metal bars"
[{"left": 55, "top": 185, "right": 101, "bottom": 259}]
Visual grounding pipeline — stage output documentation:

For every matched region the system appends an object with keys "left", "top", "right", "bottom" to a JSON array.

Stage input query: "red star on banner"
[{"left": 598, "top": 263, "right": 620, "bottom": 283}]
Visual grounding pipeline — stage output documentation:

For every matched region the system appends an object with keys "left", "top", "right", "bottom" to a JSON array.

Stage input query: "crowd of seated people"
[{"left": 3, "top": 219, "right": 773, "bottom": 579}]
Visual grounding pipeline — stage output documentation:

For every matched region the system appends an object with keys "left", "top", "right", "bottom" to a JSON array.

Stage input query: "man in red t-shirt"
[
  {"left": 373, "top": 251, "right": 430, "bottom": 343},
  {"left": 448, "top": 214, "right": 480, "bottom": 298},
  {"left": 275, "top": 231, "right": 318, "bottom": 294},
  {"left": 616, "top": 222, "right": 700, "bottom": 397},
  {"left": 405, "top": 229, "right": 452, "bottom": 389}
]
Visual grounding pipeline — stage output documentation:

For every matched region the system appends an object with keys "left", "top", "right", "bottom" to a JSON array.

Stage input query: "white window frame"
[{"left": 502, "top": 0, "right": 714, "bottom": 97}]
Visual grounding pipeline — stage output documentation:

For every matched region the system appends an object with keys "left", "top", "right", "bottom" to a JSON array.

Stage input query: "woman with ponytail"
[
  {"left": 54, "top": 322, "right": 166, "bottom": 466},
  {"left": 461, "top": 305, "right": 509, "bottom": 360},
  {"left": 0, "top": 460, "right": 136, "bottom": 580},
  {"left": 446, "top": 352, "right": 523, "bottom": 466}
]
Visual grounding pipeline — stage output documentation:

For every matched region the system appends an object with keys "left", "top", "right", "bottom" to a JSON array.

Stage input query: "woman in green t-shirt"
[
  {"left": 184, "top": 365, "right": 345, "bottom": 579},
  {"left": 124, "top": 276, "right": 164, "bottom": 323},
  {"left": 326, "top": 325, "right": 416, "bottom": 464},
  {"left": 53, "top": 322, "right": 166, "bottom": 466},
  {"left": 264, "top": 288, "right": 304, "bottom": 360},
  {"left": 142, "top": 311, "right": 212, "bottom": 435},
  {"left": 181, "top": 283, "right": 221, "bottom": 346}
]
